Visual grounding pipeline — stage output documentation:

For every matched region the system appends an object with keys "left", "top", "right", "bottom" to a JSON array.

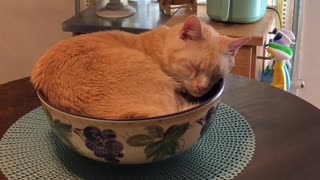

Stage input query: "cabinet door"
[{"left": 230, "top": 46, "right": 252, "bottom": 78}]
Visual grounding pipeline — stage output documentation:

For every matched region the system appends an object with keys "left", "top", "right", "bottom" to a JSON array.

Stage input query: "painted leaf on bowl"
[
  {"left": 145, "top": 126, "right": 164, "bottom": 139},
  {"left": 198, "top": 106, "right": 217, "bottom": 139},
  {"left": 145, "top": 140, "right": 178, "bottom": 161},
  {"left": 51, "top": 119, "right": 77, "bottom": 152},
  {"left": 163, "top": 123, "right": 190, "bottom": 141},
  {"left": 53, "top": 120, "right": 72, "bottom": 134},
  {"left": 127, "top": 122, "right": 190, "bottom": 161},
  {"left": 127, "top": 134, "right": 155, "bottom": 146}
]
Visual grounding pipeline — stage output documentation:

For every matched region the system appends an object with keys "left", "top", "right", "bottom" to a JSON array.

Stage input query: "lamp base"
[{"left": 96, "top": 5, "right": 136, "bottom": 19}]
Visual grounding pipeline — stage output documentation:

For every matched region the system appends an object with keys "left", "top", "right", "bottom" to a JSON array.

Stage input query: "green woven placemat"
[{"left": 0, "top": 103, "right": 255, "bottom": 180}]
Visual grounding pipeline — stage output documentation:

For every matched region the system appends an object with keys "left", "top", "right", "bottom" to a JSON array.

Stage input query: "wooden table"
[{"left": 1, "top": 75, "right": 320, "bottom": 180}]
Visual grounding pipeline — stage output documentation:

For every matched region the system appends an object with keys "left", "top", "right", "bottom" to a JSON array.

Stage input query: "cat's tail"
[
  {"left": 178, "top": 102, "right": 197, "bottom": 112},
  {"left": 109, "top": 106, "right": 172, "bottom": 119},
  {"left": 176, "top": 94, "right": 198, "bottom": 112}
]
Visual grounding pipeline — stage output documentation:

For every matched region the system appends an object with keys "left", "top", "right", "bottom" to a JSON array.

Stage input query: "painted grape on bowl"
[{"left": 75, "top": 127, "right": 124, "bottom": 163}]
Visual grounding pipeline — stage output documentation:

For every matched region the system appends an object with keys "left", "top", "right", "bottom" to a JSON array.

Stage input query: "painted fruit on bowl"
[{"left": 38, "top": 78, "right": 224, "bottom": 164}]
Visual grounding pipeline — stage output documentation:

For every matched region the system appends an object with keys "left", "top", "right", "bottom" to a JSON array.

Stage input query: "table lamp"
[{"left": 96, "top": 0, "right": 136, "bottom": 19}]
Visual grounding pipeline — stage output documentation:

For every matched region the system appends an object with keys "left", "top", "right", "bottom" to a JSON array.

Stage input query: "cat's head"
[{"left": 163, "top": 16, "right": 250, "bottom": 97}]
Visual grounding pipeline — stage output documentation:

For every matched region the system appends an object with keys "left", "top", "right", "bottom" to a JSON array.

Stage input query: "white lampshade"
[{"left": 96, "top": 0, "right": 136, "bottom": 19}]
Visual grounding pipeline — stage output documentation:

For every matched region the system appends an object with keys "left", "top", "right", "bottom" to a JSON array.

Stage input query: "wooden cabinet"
[
  {"left": 165, "top": 5, "right": 276, "bottom": 79},
  {"left": 231, "top": 46, "right": 253, "bottom": 78}
]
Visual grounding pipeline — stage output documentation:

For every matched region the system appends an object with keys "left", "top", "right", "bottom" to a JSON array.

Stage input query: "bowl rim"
[{"left": 37, "top": 78, "right": 224, "bottom": 123}]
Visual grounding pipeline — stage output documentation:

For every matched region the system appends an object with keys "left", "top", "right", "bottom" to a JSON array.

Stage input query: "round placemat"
[{"left": 0, "top": 103, "right": 255, "bottom": 180}]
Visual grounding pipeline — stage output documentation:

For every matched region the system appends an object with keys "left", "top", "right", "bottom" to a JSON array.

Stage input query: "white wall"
[
  {"left": 0, "top": 0, "right": 73, "bottom": 84},
  {"left": 296, "top": 0, "right": 320, "bottom": 108}
]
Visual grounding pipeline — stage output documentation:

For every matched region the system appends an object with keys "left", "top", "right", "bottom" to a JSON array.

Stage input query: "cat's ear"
[
  {"left": 227, "top": 37, "right": 251, "bottom": 56},
  {"left": 179, "top": 15, "right": 203, "bottom": 41}
]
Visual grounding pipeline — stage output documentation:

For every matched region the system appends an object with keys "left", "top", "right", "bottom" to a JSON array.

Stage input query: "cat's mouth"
[{"left": 188, "top": 89, "right": 209, "bottom": 98}]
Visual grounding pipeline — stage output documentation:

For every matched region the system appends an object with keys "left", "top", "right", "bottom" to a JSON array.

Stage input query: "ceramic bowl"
[{"left": 37, "top": 78, "right": 224, "bottom": 164}]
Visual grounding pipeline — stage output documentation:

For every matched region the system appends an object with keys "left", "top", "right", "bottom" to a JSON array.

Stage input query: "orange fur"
[{"left": 31, "top": 16, "right": 250, "bottom": 119}]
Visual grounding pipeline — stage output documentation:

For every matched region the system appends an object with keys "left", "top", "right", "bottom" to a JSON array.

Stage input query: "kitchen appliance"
[{"left": 207, "top": 0, "right": 267, "bottom": 23}]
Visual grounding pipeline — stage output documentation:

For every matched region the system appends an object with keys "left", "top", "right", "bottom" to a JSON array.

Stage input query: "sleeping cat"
[{"left": 31, "top": 15, "right": 250, "bottom": 119}]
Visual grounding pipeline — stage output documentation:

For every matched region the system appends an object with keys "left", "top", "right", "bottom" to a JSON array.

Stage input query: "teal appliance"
[{"left": 207, "top": 0, "right": 267, "bottom": 23}]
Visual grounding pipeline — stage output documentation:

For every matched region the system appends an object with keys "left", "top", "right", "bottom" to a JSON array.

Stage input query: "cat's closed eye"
[{"left": 181, "top": 64, "right": 198, "bottom": 80}]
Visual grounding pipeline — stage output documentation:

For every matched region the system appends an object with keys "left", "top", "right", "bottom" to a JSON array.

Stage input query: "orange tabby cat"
[{"left": 31, "top": 16, "right": 250, "bottom": 119}]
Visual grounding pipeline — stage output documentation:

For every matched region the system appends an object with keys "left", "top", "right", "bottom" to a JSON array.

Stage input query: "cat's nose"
[{"left": 196, "top": 85, "right": 207, "bottom": 93}]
